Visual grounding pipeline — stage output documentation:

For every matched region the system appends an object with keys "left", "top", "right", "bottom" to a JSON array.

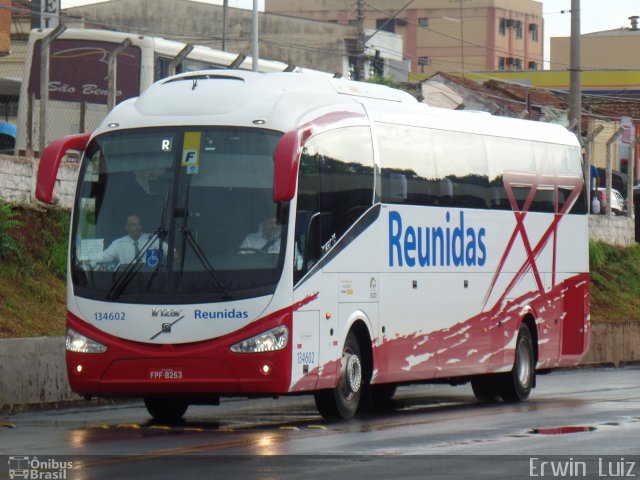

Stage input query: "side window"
[
  {"left": 538, "top": 144, "right": 587, "bottom": 215},
  {"left": 486, "top": 138, "right": 586, "bottom": 215},
  {"left": 294, "top": 127, "right": 374, "bottom": 281},
  {"left": 431, "top": 130, "right": 490, "bottom": 208},
  {"left": 377, "top": 123, "right": 437, "bottom": 206},
  {"left": 486, "top": 136, "right": 536, "bottom": 211}
]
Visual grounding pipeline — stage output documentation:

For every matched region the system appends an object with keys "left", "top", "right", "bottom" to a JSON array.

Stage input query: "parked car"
[{"left": 594, "top": 187, "right": 627, "bottom": 215}]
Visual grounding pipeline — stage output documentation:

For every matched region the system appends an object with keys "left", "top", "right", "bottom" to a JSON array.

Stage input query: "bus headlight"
[
  {"left": 66, "top": 328, "right": 107, "bottom": 354},
  {"left": 230, "top": 325, "right": 288, "bottom": 353}
]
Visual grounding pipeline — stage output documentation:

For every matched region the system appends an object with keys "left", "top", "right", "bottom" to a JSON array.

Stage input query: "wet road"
[{"left": 1, "top": 366, "right": 639, "bottom": 479}]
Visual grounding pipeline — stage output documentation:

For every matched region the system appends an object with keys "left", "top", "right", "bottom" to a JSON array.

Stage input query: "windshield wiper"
[
  {"left": 178, "top": 182, "right": 231, "bottom": 299},
  {"left": 146, "top": 189, "right": 171, "bottom": 292},
  {"left": 179, "top": 226, "right": 231, "bottom": 299}
]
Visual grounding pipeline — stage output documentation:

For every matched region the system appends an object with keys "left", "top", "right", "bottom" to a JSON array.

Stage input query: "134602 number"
[
  {"left": 94, "top": 312, "right": 126, "bottom": 321},
  {"left": 297, "top": 351, "right": 315, "bottom": 364}
]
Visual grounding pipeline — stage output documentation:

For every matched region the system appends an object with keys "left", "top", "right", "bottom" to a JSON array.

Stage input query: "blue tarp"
[{"left": 0, "top": 122, "right": 16, "bottom": 138}]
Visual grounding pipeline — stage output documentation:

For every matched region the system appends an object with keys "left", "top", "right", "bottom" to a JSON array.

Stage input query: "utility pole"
[
  {"left": 459, "top": 0, "right": 464, "bottom": 76},
  {"left": 568, "top": 0, "right": 581, "bottom": 139},
  {"left": 222, "top": 0, "right": 228, "bottom": 51},
  {"left": 356, "top": 0, "right": 366, "bottom": 81},
  {"left": 252, "top": 0, "right": 259, "bottom": 71}
]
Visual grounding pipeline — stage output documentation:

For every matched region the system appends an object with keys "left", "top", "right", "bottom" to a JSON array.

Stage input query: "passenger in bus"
[
  {"left": 239, "top": 217, "right": 280, "bottom": 253},
  {"left": 237, "top": 216, "right": 303, "bottom": 269},
  {"left": 99, "top": 214, "right": 167, "bottom": 265}
]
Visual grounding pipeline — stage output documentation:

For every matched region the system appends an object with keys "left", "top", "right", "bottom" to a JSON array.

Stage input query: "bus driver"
[{"left": 99, "top": 214, "right": 167, "bottom": 265}]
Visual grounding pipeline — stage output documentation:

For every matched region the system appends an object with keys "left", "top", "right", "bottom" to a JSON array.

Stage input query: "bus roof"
[
  {"left": 96, "top": 70, "right": 417, "bottom": 134},
  {"left": 97, "top": 70, "right": 578, "bottom": 147}
]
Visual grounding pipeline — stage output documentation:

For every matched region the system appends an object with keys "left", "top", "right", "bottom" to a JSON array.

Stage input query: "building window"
[
  {"left": 514, "top": 20, "right": 523, "bottom": 38},
  {"left": 514, "top": 58, "right": 522, "bottom": 70},
  {"left": 418, "top": 56, "right": 431, "bottom": 72},
  {"left": 419, "top": 17, "right": 429, "bottom": 27},
  {"left": 376, "top": 18, "right": 395, "bottom": 33},
  {"left": 528, "top": 61, "right": 537, "bottom": 70},
  {"left": 498, "top": 57, "right": 505, "bottom": 70},
  {"left": 499, "top": 18, "right": 506, "bottom": 35},
  {"left": 529, "top": 23, "right": 539, "bottom": 42}
]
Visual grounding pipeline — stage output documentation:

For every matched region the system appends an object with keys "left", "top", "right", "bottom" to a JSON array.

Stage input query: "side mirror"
[
  {"left": 36, "top": 132, "right": 91, "bottom": 204},
  {"left": 273, "top": 129, "right": 302, "bottom": 202}
]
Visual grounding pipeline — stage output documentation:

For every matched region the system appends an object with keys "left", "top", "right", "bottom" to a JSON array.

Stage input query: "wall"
[
  {"left": 0, "top": 154, "right": 77, "bottom": 208},
  {"left": 588, "top": 214, "right": 635, "bottom": 247},
  {"left": 0, "top": 337, "right": 73, "bottom": 411},
  {"left": 581, "top": 322, "right": 640, "bottom": 367}
]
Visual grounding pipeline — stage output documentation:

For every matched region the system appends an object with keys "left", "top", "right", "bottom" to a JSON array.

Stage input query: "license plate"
[{"left": 149, "top": 368, "right": 184, "bottom": 380}]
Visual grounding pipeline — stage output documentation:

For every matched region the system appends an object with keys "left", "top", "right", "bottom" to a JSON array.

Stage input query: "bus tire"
[
  {"left": 360, "top": 383, "right": 397, "bottom": 411},
  {"left": 314, "top": 331, "right": 363, "bottom": 420},
  {"left": 369, "top": 383, "right": 397, "bottom": 405},
  {"left": 471, "top": 376, "right": 499, "bottom": 402},
  {"left": 498, "top": 324, "right": 535, "bottom": 402},
  {"left": 144, "top": 397, "right": 188, "bottom": 423}
]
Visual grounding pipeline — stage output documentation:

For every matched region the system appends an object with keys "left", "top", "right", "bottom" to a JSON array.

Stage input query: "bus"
[
  {"left": 36, "top": 70, "right": 590, "bottom": 421},
  {"left": 16, "top": 27, "right": 328, "bottom": 155}
]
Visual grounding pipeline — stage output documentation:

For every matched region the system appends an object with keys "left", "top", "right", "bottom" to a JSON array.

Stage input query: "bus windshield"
[{"left": 71, "top": 127, "right": 286, "bottom": 304}]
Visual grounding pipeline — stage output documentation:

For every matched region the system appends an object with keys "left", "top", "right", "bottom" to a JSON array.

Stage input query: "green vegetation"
[
  {"left": 589, "top": 240, "right": 640, "bottom": 324},
  {"left": 0, "top": 200, "right": 637, "bottom": 338},
  {"left": 0, "top": 201, "right": 68, "bottom": 338}
]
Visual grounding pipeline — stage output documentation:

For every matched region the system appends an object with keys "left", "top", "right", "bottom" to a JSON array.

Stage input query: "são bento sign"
[{"left": 28, "top": 39, "right": 141, "bottom": 105}]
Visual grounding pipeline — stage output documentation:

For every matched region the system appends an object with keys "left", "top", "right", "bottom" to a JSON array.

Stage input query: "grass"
[
  {"left": 589, "top": 240, "right": 640, "bottom": 324},
  {"left": 0, "top": 201, "right": 637, "bottom": 338},
  {"left": 0, "top": 202, "right": 68, "bottom": 338}
]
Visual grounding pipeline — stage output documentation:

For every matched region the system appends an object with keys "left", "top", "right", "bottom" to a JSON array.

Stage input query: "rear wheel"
[
  {"left": 471, "top": 324, "right": 535, "bottom": 403},
  {"left": 314, "top": 331, "right": 363, "bottom": 420},
  {"left": 498, "top": 324, "right": 535, "bottom": 402},
  {"left": 471, "top": 376, "right": 498, "bottom": 402},
  {"left": 144, "top": 397, "right": 188, "bottom": 423}
]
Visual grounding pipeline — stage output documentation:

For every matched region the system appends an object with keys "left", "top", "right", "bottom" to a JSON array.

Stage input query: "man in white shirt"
[
  {"left": 239, "top": 217, "right": 280, "bottom": 253},
  {"left": 238, "top": 217, "right": 304, "bottom": 270},
  {"left": 100, "top": 214, "right": 166, "bottom": 265}
]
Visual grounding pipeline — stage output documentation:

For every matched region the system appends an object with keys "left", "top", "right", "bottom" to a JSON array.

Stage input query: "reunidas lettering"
[
  {"left": 194, "top": 309, "right": 249, "bottom": 319},
  {"left": 388, "top": 210, "right": 487, "bottom": 267}
]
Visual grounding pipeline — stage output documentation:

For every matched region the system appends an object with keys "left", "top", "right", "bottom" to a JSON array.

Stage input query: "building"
[
  {"left": 551, "top": 15, "right": 640, "bottom": 71},
  {"left": 0, "top": 0, "right": 9, "bottom": 56},
  {"left": 266, "top": 0, "right": 544, "bottom": 75},
  {"left": 64, "top": 0, "right": 357, "bottom": 76}
]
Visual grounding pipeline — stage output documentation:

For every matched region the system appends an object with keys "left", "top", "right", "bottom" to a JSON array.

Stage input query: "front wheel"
[
  {"left": 144, "top": 397, "right": 188, "bottom": 423},
  {"left": 314, "top": 331, "right": 363, "bottom": 420}
]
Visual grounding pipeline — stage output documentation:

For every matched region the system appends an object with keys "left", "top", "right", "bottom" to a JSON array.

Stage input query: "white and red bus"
[{"left": 36, "top": 70, "right": 589, "bottom": 421}]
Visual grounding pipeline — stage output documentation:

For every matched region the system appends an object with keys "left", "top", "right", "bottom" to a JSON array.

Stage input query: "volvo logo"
[
  {"left": 151, "top": 307, "right": 182, "bottom": 318},
  {"left": 149, "top": 315, "right": 184, "bottom": 340}
]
